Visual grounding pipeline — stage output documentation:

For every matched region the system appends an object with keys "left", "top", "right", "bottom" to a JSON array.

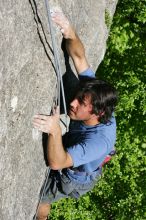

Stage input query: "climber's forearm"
[
  {"left": 47, "top": 129, "right": 73, "bottom": 170},
  {"left": 33, "top": 107, "right": 73, "bottom": 169},
  {"left": 65, "top": 33, "right": 89, "bottom": 74},
  {"left": 47, "top": 129, "right": 65, "bottom": 169}
]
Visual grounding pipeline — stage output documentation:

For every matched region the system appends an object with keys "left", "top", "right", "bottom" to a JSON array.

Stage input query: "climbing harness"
[
  {"left": 101, "top": 150, "right": 116, "bottom": 167},
  {"left": 33, "top": 1, "right": 68, "bottom": 219}
]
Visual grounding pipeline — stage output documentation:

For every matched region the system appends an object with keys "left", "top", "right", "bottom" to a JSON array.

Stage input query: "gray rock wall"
[{"left": 0, "top": 0, "right": 117, "bottom": 219}]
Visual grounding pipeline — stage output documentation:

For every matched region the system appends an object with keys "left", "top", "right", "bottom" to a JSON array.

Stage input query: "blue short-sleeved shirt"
[{"left": 64, "top": 68, "right": 116, "bottom": 183}]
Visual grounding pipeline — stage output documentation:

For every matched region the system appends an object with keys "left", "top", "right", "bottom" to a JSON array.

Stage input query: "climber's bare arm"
[
  {"left": 51, "top": 10, "right": 90, "bottom": 74},
  {"left": 33, "top": 107, "right": 73, "bottom": 170}
]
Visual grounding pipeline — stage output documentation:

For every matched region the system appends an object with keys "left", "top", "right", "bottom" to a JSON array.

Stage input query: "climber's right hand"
[{"left": 51, "top": 9, "right": 76, "bottom": 40}]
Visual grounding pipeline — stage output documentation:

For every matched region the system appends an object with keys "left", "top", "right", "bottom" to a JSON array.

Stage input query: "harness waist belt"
[{"left": 66, "top": 167, "right": 100, "bottom": 177}]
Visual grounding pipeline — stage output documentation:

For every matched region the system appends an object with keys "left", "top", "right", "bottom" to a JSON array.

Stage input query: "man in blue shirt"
[{"left": 33, "top": 10, "right": 117, "bottom": 220}]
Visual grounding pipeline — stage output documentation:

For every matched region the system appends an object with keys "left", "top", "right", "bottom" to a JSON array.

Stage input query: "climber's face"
[{"left": 69, "top": 96, "right": 98, "bottom": 125}]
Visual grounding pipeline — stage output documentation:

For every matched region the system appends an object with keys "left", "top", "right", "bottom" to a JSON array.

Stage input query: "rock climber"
[{"left": 33, "top": 10, "right": 118, "bottom": 220}]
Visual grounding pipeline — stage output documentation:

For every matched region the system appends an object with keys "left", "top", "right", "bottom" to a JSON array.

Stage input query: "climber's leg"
[{"left": 36, "top": 203, "right": 50, "bottom": 220}]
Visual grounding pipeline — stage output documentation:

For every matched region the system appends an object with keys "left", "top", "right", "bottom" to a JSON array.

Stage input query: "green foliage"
[
  {"left": 49, "top": 1, "right": 146, "bottom": 219},
  {"left": 105, "top": 9, "right": 112, "bottom": 29}
]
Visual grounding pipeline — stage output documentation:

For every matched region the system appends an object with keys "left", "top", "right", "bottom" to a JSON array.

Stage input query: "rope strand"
[{"left": 44, "top": 0, "right": 68, "bottom": 121}]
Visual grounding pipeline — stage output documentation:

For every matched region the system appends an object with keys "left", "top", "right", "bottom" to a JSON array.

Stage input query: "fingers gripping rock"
[
  {"left": 33, "top": 106, "right": 61, "bottom": 134},
  {"left": 50, "top": 8, "right": 75, "bottom": 39}
]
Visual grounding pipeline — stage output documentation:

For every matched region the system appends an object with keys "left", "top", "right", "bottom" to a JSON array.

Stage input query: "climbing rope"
[
  {"left": 44, "top": 0, "right": 68, "bottom": 120},
  {"left": 33, "top": 1, "right": 68, "bottom": 219},
  {"left": 33, "top": 167, "right": 50, "bottom": 220}
]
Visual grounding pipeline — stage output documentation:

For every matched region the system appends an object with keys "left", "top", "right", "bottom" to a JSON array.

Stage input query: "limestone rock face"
[{"left": 0, "top": 0, "right": 117, "bottom": 219}]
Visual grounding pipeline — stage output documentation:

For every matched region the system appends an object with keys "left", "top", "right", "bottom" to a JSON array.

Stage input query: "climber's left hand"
[{"left": 33, "top": 106, "right": 61, "bottom": 135}]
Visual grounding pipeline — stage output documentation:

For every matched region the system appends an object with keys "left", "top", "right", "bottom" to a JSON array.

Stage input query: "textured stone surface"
[{"left": 0, "top": 0, "right": 117, "bottom": 219}]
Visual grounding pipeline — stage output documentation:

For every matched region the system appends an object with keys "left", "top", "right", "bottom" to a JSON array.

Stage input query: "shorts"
[{"left": 40, "top": 169, "right": 100, "bottom": 204}]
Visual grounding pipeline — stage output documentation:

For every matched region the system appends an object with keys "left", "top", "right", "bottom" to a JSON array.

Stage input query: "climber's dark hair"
[{"left": 74, "top": 78, "right": 118, "bottom": 123}]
